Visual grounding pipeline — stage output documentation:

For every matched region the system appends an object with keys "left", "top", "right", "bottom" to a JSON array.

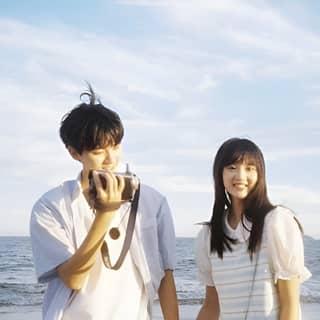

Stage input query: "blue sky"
[{"left": 0, "top": 0, "right": 319, "bottom": 238}]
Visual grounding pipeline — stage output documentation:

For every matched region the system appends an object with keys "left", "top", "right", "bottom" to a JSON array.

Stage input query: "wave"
[
  {"left": 0, "top": 283, "right": 45, "bottom": 294},
  {"left": 1, "top": 236, "right": 320, "bottom": 309},
  {"left": 301, "top": 295, "right": 320, "bottom": 304},
  {"left": 0, "top": 283, "right": 44, "bottom": 308},
  {"left": 1, "top": 288, "right": 320, "bottom": 307}
]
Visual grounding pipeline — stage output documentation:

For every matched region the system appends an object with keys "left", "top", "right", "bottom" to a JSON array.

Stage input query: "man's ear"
[{"left": 67, "top": 146, "right": 81, "bottom": 161}]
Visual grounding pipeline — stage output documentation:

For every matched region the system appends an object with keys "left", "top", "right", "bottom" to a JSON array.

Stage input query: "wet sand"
[{"left": 0, "top": 302, "right": 319, "bottom": 319}]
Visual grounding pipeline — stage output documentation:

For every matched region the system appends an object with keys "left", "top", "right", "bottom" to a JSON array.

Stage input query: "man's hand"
[
  {"left": 89, "top": 170, "right": 125, "bottom": 212},
  {"left": 57, "top": 170, "right": 125, "bottom": 290},
  {"left": 158, "top": 270, "right": 179, "bottom": 320}
]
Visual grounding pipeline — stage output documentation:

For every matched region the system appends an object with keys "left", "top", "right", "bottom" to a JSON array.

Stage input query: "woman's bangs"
[
  {"left": 242, "top": 152, "right": 260, "bottom": 166},
  {"left": 224, "top": 148, "right": 260, "bottom": 167}
]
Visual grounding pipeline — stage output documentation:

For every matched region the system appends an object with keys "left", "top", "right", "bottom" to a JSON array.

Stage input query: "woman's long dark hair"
[{"left": 209, "top": 138, "right": 275, "bottom": 259}]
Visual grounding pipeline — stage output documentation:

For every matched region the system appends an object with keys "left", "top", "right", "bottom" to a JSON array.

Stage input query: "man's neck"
[{"left": 80, "top": 170, "right": 90, "bottom": 202}]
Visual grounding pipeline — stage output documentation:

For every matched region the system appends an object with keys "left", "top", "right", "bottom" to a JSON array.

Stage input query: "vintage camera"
[{"left": 88, "top": 164, "right": 139, "bottom": 202}]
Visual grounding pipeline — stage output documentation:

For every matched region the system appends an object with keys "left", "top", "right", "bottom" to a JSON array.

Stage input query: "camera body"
[{"left": 88, "top": 166, "right": 139, "bottom": 202}]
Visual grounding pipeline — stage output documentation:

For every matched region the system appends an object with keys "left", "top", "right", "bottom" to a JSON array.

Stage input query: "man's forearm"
[
  {"left": 57, "top": 210, "right": 116, "bottom": 290},
  {"left": 158, "top": 270, "right": 179, "bottom": 320}
]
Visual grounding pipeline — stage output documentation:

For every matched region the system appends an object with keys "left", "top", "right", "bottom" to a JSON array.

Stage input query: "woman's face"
[{"left": 222, "top": 160, "right": 258, "bottom": 202}]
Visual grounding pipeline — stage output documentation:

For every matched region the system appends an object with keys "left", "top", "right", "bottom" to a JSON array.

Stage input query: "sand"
[{"left": 0, "top": 303, "right": 319, "bottom": 319}]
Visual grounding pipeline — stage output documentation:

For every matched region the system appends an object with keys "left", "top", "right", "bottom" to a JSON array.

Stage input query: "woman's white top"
[
  {"left": 196, "top": 206, "right": 311, "bottom": 320},
  {"left": 62, "top": 194, "right": 148, "bottom": 320}
]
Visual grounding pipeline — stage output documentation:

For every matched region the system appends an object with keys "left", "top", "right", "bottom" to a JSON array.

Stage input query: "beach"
[
  {"left": 1, "top": 237, "right": 319, "bottom": 320},
  {"left": 0, "top": 303, "right": 319, "bottom": 319}
]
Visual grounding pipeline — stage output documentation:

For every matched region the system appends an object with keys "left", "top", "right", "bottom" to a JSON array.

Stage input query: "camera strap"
[{"left": 100, "top": 184, "right": 140, "bottom": 270}]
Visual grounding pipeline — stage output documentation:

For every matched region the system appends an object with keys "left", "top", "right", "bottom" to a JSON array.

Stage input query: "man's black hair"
[{"left": 60, "top": 84, "right": 124, "bottom": 154}]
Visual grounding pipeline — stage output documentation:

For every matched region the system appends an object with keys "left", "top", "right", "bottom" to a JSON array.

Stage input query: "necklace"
[
  {"left": 108, "top": 205, "right": 131, "bottom": 240},
  {"left": 109, "top": 228, "right": 121, "bottom": 240},
  {"left": 100, "top": 185, "right": 140, "bottom": 270},
  {"left": 244, "top": 249, "right": 260, "bottom": 320}
]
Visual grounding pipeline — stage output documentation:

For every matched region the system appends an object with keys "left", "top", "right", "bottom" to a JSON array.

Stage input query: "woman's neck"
[{"left": 228, "top": 198, "right": 244, "bottom": 229}]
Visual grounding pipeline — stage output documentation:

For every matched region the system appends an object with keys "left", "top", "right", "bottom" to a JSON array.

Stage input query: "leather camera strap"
[{"left": 100, "top": 184, "right": 140, "bottom": 270}]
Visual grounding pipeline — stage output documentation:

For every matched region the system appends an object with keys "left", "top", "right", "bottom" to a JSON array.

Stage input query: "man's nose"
[{"left": 104, "top": 149, "right": 115, "bottom": 162}]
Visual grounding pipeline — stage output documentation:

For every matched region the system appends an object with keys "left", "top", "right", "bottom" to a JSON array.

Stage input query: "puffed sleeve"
[
  {"left": 266, "top": 207, "right": 312, "bottom": 284},
  {"left": 195, "top": 225, "right": 215, "bottom": 287}
]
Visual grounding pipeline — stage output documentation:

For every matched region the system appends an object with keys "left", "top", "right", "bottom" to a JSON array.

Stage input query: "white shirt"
[
  {"left": 196, "top": 206, "right": 311, "bottom": 286},
  {"left": 62, "top": 193, "right": 148, "bottom": 320},
  {"left": 30, "top": 175, "right": 176, "bottom": 320},
  {"left": 196, "top": 206, "right": 311, "bottom": 319}
]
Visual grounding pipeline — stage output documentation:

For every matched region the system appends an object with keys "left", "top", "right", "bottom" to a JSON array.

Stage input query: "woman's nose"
[{"left": 235, "top": 166, "right": 246, "bottom": 179}]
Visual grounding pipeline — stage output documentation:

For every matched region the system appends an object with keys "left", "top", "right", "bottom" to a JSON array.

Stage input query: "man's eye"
[{"left": 92, "top": 150, "right": 103, "bottom": 155}]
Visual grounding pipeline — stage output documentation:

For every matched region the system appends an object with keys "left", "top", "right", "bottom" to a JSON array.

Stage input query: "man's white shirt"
[{"left": 30, "top": 173, "right": 176, "bottom": 320}]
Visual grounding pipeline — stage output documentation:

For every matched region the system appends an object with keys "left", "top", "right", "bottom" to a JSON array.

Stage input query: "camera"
[{"left": 88, "top": 164, "right": 139, "bottom": 202}]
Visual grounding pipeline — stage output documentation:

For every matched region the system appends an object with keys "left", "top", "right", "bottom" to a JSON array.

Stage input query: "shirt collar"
[
  {"left": 224, "top": 210, "right": 252, "bottom": 243},
  {"left": 69, "top": 173, "right": 82, "bottom": 201}
]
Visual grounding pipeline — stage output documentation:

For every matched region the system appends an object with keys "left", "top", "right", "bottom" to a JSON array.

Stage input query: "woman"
[{"left": 196, "top": 138, "right": 311, "bottom": 320}]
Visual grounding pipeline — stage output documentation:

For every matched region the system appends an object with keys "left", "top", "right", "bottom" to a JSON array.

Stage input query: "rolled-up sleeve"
[
  {"left": 266, "top": 207, "right": 312, "bottom": 284},
  {"left": 157, "top": 197, "right": 176, "bottom": 271},
  {"left": 195, "top": 226, "right": 215, "bottom": 287},
  {"left": 30, "top": 198, "right": 74, "bottom": 283}
]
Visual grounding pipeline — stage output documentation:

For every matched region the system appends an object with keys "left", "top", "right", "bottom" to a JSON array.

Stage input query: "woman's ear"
[{"left": 67, "top": 146, "right": 81, "bottom": 161}]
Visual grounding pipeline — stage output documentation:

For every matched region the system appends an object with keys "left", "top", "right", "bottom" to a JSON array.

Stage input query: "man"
[{"left": 30, "top": 86, "right": 178, "bottom": 320}]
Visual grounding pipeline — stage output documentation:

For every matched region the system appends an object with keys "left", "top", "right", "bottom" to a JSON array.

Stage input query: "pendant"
[{"left": 109, "top": 227, "right": 120, "bottom": 240}]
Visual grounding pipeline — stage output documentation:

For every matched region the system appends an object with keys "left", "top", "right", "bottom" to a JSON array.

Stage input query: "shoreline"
[{"left": 1, "top": 302, "right": 319, "bottom": 319}]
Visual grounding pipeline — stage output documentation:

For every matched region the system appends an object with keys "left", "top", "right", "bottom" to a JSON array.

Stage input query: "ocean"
[{"left": 0, "top": 236, "right": 319, "bottom": 315}]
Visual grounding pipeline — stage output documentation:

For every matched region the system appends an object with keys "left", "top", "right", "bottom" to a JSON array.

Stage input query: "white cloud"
[
  {"left": 195, "top": 75, "right": 219, "bottom": 93},
  {"left": 120, "top": 0, "right": 320, "bottom": 80},
  {"left": 268, "top": 185, "right": 320, "bottom": 238},
  {"left": 128, "top": 163, "right": 169, "bottom": 175},
  {"left": 265, "top": 147, "right": 320, "bottom": 161},
  {"left": 158, "top": 175, "right": 212, "bottom": 193},
  {"left": 307, "top": 97, "right": 320, "bottom": 110},
  {"left": 269, "top": 185, "right": 320, "bottom": 205},
  {"left": 308, "top": 84, "right": 320, "bottom": 90},
  {"left": 118, "top": 0, "right": 169, "bottom": 6},
  {"left": 127, "top": 83, "right": 181, "bottom": 101},
  {"left": 0, "top": 2, "right": 319, "bottom": 238}
]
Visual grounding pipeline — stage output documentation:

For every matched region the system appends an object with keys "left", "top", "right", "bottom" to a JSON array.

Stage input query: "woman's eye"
[{"left": 246, "top": 166, "right": 256, "bottom": 171}]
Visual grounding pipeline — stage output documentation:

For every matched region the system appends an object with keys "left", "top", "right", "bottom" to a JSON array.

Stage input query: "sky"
[{"left": 0, "top": 0, "right": 319, "bottom": 238}]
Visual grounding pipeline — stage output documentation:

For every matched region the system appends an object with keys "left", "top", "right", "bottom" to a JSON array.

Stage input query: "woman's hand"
[
  {"left": 196, "top": 286, "right": 220, "bottom": 320},
  {"left": 278, "top": 278, "right": 300, "bottom": 320}
]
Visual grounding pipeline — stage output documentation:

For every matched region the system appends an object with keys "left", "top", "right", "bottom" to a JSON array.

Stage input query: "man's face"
[{"left": 73, "top": 144, "right": 122, "bottom": 175}]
